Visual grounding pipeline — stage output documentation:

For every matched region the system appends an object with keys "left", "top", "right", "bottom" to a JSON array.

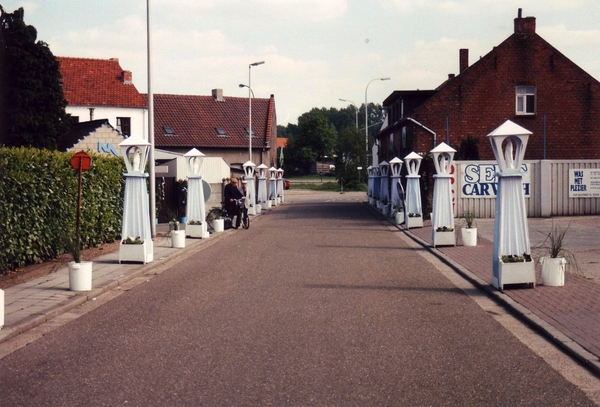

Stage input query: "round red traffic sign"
[{"left": 71, "top": 151, "right": 92, "bottom": 171}]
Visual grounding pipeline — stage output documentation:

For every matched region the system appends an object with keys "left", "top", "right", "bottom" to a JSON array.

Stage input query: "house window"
[
  {"left": 164, "top": 125, "right": 176, "bottom": 135},
  {"left": 516, "top": 86, "right": 536, "bottom": 115},
  {"left": 245, "top": 127, "right": 256, "bottom": 137},
  {"left": 117, "top": 117, "right": 131, "bottom": 136},
  {"left": 216, "top": 127, "right": 227, "bottom": 136}
]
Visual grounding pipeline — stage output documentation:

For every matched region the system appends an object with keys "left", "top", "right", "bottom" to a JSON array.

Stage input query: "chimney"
[
  {"left": 89, "top": 108, "right": 94, "bottom": 121},
  {"left": 514, "top": 9, "right": 536, "bottom": 35},
  {"left": 122, "top": 70, "right": 132, "bottom": 85},
  {"left": 212, "top": 88, "right": 224, "bottom": 102},
  {"left": 459, "top": 49, "right": 469, "bottom": 73}
]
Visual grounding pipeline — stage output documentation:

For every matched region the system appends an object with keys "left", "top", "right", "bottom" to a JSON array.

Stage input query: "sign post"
[{"left": 70, "top": 152, "right": 92, "bottom": 241}]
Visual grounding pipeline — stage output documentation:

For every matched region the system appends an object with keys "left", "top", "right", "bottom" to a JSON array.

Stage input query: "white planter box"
[
  {"left": 171, "top": 230, "right": 186, "bottom": 248},
  {"left": 267, "top": 200, "right": 272, "bottom": 208},
  {"left": 186, "top": 223, "right": 208, "bottom": 238},
  {"left": 461, "top": 228, "right": 477, "bottom": 246},
  {"left": 433, "top": 230, "right": 456, "bottom": 247},
  {"left": 255, "top": 204, "right": 262, "bottom": 213},
  {"left": 405, "top": 216, "right": 423, "bottom": 229},
  {"left": 68, "top": 261, "right": 93, "bottom": 291},
  {"left": 120, "top": 241, "right": 148, "bottom": 264},
  {"left": 495, "top": 261, "right": 535, "bottom": 290},
  {"left": 541, "top": 257, "right": 566, "bottom": 286}
]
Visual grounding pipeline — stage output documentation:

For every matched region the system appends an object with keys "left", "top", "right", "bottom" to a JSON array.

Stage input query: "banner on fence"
[
  {"left": 459, "top": 163, "right": 531, "bottom": 198},
  {"left": 569, "top": 169, "right": 600, "bottom": 197}
]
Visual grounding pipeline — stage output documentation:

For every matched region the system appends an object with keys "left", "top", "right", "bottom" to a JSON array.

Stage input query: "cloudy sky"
[{"left": 3, "top": 0, "right": 600, "bottom": 125}]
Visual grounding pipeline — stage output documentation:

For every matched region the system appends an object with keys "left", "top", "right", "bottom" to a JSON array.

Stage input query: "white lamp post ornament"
[
  {"left": 430, "top": 142, "right": 457, "bottom": 247},
  {"left": 389, "top": 157, "right": 405, "bottom": 225},
  {"left": 185, "top": 148, "right": 208, "bottom": 239},
  {"left": 488, "top": 120, "right": 535, "bottom": 290},
  {"left": 404, "top": 152, "right": 423, "bottom": 229},
  {"left": 119, "top": 134, "right": 153, "bottom": 264},
  {"left": 243, "top": 160, "right": 257, "bottom": 215}
]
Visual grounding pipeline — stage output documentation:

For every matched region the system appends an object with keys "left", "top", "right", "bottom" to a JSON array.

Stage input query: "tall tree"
[
  {"left": 285, "top": 109, "right": 335, "bottom": 173},
  {"left": 0, "top": 6, "right": 70, "bottom": 149}
]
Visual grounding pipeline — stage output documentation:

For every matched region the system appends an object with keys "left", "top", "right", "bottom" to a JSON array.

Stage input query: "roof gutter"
[{"left": 406, "top": 117, "right": 436, "bottom": 149}]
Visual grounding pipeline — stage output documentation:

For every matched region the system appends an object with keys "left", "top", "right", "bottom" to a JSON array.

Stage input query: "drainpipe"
[{"left": 406, "top": 117, "right": 436, "bottom": 149}]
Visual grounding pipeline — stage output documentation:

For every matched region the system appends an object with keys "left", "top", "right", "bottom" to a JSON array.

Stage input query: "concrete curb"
[{"left": 366, "top": 202, "right": 600, "bottom": 378}]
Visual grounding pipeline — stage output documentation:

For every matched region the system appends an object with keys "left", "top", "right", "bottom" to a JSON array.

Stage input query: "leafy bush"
[{"left": 0, "top": 147, "right": 124, "bottom": 272}]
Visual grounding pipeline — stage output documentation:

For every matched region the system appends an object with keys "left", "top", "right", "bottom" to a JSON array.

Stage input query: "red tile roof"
[
  {"left": 151, "top": 93, "right": 275, "bottom": 149},
  {"left": 58, "top": 57, "right": 147, "bottom": 108}
]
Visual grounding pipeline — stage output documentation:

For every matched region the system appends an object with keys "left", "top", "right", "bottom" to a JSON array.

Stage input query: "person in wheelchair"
[{"left": 224, "top": 177, "right": 244, "bottom": 229}]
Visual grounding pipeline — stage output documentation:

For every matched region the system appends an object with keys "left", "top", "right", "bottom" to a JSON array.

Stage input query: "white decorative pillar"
[
  {"left": 431, "top": 142, "right": 457, "bottom": 247},
  {"left": 184, "top": 148, "right": 208, "bottom": 238},
  {"left": 276, "top": 168, "right": 284, "bottom": 203},
  {"left": 379, "top": 161, "right": 390, "bottom": 215},
  {"left": 489, "top": 120, "right": 535, "bottom": 290},
  {"left": 119, "top": 135, "right": 153, "bottom": 263},
  {"left": 256, "top": 164, "right": 268, "bottom": 210},
  {"left": 372, "top": 165, "right": 380, "bottom": 207},
  {"left": 404, "top": 152, "right": 423, "bottom": 229},
  {"left": 268, "top": 167, "right": 278, "bottom": 205},
  {"left": 243, "top": 161, "right": 257, "bottom": 215},
  {"left": 389, "top": 157, "right": 404, "bottom": 224}
]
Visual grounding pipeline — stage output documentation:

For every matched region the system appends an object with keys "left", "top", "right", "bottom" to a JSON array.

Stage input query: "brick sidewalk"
[{"left": 407, "top": 221, "right": 600, "bottom": 373}]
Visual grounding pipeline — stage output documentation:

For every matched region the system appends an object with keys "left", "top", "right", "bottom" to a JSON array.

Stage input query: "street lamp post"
[
  {"left": 245, "top": 61, "right": 264, "bottom": 163},
  {"left": 339, "top": 98, "right": 358, "bottom": 129},
  {"left": 365, "top": 77, "right": 391, "bottom": 156}
]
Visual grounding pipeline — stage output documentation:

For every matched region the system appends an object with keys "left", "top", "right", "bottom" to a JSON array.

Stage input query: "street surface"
[{"left": 0, "top": 191, "right": 598, "bottom": 405}]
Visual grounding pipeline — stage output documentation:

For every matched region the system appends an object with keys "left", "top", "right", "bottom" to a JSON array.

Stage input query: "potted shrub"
[
  {"left": 186, "top": 219, "right": 208, "bottom": 239},
  {"left": 392, "top": 205, "right": 404, "bottom": 225},
  {"left": 381, "top": 199, "right": 391, "bottom": 216},
  {"left": 170, "top": 218, "right": 186, "bottom": 248},
  {"left": 65, "top": 235, "right": 93, "bottom": 292},
  {"left": 461, "top": 210, "right": 477, "bottom": 247},
  {"left": 535, "top": 223, "right": 577, "bottom": 287},
  {"left": 119, "top": 236, "right": 148, "bottom": 264},
  {"left": 206, "top": 208, "right": 225, "bottom": 233}
]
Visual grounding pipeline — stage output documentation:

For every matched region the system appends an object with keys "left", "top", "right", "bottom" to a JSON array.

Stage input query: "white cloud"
[{"left": 256, "top": 0, "right": 347, "bottom": 21}]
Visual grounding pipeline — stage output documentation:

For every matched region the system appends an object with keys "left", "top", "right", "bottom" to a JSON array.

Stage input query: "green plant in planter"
[
  {"left": 408, "top": 213, "right": 422, "bottom": 218},
  {"left": 64, "top": 235, "right": 82, "bottom": 263},
  {"left": 501, "top": 254, "right": 531, "bottom": 263},
  {"left": 462, "top": 210, "right": 476, "bottom": 229},
  {"left": 170, "top": 219, "right": 180, "bottom": 231},
  {"left": 533, "top": 222, "right": 580, "bottom": 273},
  {"left": 122, "top": 236, "right": 144, "bottom": 245},
  {"left": 188, "top": 219, "right": 203, "bottom": 225},
  {"left": 206, "top": 207, "right": 224, "bottom": 222},
  {"left": 436, "top": 226, "right": 454, "bottom": 232}
]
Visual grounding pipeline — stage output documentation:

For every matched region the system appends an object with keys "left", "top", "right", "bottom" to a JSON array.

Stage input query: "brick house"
[
  {"left": 377, "top": 11, "right": 600, "bottom": 163},
  {"left": 151, "top": 89, "right": 277, "bottom": 175},
  {"left": 58, "top": 57, "right": 148, "bottom": 139}
]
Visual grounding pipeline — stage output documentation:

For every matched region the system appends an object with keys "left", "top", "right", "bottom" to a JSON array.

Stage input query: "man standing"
[{"left": 224, "top": 178, "right": 244, "bottom": 229}]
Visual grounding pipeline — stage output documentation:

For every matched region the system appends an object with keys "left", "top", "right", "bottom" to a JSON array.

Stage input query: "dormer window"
[
  {"left": 216, "top": 127, "right": 227, "bottom": 136},
  {"left": 245, "top": 127, "right": 256, "bottom": 137},
  {"left": 516, "top": 86, "right": 536, "bottom": 115},
  {"left": 164, "top": 125, "right": 176, "bottom": 136}
]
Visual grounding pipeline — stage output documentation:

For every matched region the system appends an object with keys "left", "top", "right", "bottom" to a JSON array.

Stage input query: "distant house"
[
  {"left": 377, "top": 10, "right": 600, "bottom": 163},
  {"left": 59, "top": 119, "right": 123, "bottom": 156},
  {"left": 151, "top": 89, "right": 277, "bottom": 176},
  {"left": 58, "top": 57, "right": 148, "bottom": 140}
]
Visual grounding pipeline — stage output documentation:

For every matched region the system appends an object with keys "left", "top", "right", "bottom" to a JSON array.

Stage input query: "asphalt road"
[{"left": 0, "top": 191, "right": 596, "bottom": 406}]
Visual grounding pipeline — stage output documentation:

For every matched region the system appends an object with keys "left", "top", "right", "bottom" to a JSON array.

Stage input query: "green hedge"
[{"left": 0, "top": 147, "right": 125, "bottom": 273}]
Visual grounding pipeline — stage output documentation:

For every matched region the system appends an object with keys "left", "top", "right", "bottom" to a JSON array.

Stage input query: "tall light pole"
[
  {"left": 339, "top": 98, "right": 358, "bottom": 129},
  {"left": 246, "top": 61, "right": 264, "bottom": 163},
  {"left": 365, "top": 77, "right": 391, "bottom": 155},
  {"left": 147, "top": 0, "right": 156, "bottom": 237}
]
